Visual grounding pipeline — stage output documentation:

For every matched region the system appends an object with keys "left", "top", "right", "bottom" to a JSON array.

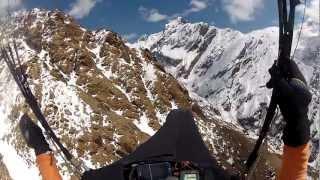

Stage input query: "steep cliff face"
[
  {"left": 0, "top": 9, "right": 289, "bottom": 179},
  {"left": 135, "top": 17, "right": 320, "bottom": 171}
]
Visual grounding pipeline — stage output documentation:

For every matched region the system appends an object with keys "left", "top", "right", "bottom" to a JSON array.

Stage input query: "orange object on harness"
[
  {"left": 278, "top": 143, "right": 310, "bottom": 180},
  {"left": 36, "top": 153, "right": 62, "bottom": 180}
]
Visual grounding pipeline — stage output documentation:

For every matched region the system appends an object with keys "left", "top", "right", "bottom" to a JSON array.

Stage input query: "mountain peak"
[{"left": 166, "top": 16, "right": 188, "bottom": 29}]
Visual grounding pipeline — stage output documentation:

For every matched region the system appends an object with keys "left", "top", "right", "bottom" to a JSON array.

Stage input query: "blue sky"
[{"left": 3, "top": 0, "right": 310, "bottom": 42}]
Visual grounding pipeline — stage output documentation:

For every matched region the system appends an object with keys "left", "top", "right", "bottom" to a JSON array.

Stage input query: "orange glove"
[
  {"left": 278, "top": 143, "right": 310, "bottom": 180},
  {"left": 36, "top": 153, "right": 62, "bottom": 180}
]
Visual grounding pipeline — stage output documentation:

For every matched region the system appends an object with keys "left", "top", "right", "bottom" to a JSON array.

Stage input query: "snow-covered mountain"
[
  {"left": 134, "top": 16, "right": 320, "bottom": 170},
  {"left": 0, "top": 9, "right": 297, "bottom": 179}
]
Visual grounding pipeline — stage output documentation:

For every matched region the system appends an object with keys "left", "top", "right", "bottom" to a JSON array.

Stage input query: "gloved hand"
[
  {"left": 268, "top": 60, "right": 312, "bottom": 147},
  {"left": 19, "top": 114, "right": 51, "bottom": 155}
]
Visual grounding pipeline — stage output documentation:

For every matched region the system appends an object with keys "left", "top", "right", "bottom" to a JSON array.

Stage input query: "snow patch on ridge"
[{"left": 134, "top": 113, "right": 156, "bottom": 136}]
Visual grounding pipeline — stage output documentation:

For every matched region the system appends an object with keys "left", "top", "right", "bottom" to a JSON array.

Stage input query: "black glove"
[
  {"left": 19, "top": 114, "right": 51, "bottom": 155},
  {"left": 268, "top": 60, "right": 312, "bottom": 147}
]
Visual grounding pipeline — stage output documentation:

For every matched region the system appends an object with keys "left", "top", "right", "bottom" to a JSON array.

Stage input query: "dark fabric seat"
[{"left": 82, "top": 109, "right": 232, "bottom": 180}]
